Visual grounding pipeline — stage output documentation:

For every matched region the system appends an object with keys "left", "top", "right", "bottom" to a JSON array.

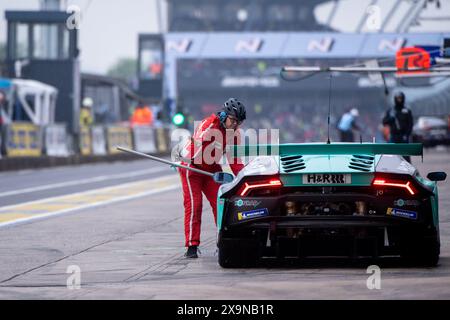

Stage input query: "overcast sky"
[{"left": 0, "top": 0, "right": 163, "bottom": 74}]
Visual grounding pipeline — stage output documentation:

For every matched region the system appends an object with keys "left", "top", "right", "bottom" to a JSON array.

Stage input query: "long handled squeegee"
[{"left": 116, "top": 146, "right": 214, "bottom": 177}]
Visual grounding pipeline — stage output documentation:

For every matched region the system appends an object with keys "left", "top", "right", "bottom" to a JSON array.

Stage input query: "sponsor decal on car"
[
  {"left": 234, "top": 199, "right": 262, "bottom": 208},
  {"left": 386, "top": 207, "right": 418, "bottom": 220},
  {"left": 303, "top": 174, "right": 351, "bottom": 184},
  {"left": 237, "top": 208, "right": 269, "bottom": 221},
  {"left": 393, "top": 199, "right": 420, "bottom": 207}
]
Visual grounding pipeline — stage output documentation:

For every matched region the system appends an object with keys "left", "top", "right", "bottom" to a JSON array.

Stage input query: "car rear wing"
[{"left": 230, "top": 143, "right": 423, "bottom": 157}]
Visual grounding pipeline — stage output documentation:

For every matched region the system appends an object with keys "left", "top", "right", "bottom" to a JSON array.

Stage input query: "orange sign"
[{"left": 396, "top": 47, "right": 430, "bottom": 74}]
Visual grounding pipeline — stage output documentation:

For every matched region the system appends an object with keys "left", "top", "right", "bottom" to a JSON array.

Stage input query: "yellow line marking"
[
  {"left": 0, "top": 174, "right": 180, "bottom": 226},
  {"left": 0, "top": 214, "right": 30, "bottom": 223},
  {"left": 6, "top": 203, "right": 75, "bottom": 212}
]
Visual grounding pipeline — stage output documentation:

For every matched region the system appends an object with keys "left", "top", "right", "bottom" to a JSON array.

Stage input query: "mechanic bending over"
[
  {"left": 177, "top": 98, "right": 247, "bottom": 258},
  {"left": 337, "top": 108, "right": 360, "bottom": 142},
  {"left": 382, "top": 91, "right": 414, "bottom": 162}
]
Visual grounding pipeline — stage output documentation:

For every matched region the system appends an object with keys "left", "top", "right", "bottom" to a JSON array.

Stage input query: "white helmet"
[
  {"left": 350, "top": 108, "right": 359, "bottom": 117},
  {"left": 82, "top": 97, "right": 93, "bottom": 108}
]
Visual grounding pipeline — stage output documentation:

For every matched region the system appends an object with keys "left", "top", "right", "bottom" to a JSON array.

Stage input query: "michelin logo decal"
[
  {"left": 387, "top": 207, "right": 417, "bottom": 220},
  {"left": 238, "top": 208, "right": 269, "bottom": 221}
]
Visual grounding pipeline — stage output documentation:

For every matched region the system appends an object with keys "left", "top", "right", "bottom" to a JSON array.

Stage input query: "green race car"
[{"left": 217, "top": 143, "right": 446, "bottom": 268}]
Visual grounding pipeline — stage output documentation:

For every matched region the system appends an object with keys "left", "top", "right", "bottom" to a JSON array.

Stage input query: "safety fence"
[{"left": 0, "top": 122, "right": 173, "bottom": 159}]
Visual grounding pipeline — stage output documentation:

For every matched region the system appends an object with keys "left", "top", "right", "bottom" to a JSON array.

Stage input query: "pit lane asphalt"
[
  {"left": 0, "top": 159, "right": 172, "bottom": 207},
  {"left": 0, "top": 148, "right": 449, "bottom": 299}
]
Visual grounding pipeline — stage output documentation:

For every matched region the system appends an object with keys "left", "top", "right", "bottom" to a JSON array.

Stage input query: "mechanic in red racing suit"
[{"left": 177, "top": 98, "right": 247, "bottom": 258}]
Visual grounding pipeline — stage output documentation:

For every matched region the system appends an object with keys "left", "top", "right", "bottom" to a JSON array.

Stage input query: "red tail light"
[
  {"left": 372, "top": 178, "right": 416, "bottom": 195},
  {"left": 239, "top": 178, "right": 283, "bottom": 197}
]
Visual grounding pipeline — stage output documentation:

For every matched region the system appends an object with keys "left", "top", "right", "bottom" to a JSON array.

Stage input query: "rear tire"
[
  {"left": 218, "top": 238, "right": 258, "bottom": 268},
  {"left": 401, "top": 234, "right": 440, "bottom": 267}
]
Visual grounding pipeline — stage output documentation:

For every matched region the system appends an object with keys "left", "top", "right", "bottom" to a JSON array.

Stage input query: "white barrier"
[
  {"left": 92, "top": 126, "right": 107, "bottom": 155},
  {"left": 133, "top": 126, "right": 157, "bottom": 154},
  {"left": 44, "top": 124, "right": 70, "bottom": 157}
]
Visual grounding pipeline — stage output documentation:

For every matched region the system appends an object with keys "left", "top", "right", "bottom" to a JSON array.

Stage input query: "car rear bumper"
[
  {"left": 223, "top": 191, "right": 433, "bottom": 228},
  {"left": 219, "top": 215, "right": 438, "bottom": 259}
]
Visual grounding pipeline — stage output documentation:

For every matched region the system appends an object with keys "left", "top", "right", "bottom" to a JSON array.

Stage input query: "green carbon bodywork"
[
  {"left": 414, "top": 174, "right": 439, "bottom": 226},
  {"left": 217, "top": 196, "right": 225, "bottom": 230},
  {"left": 430, "top": 187, "right": 439, "bottom": 227}
]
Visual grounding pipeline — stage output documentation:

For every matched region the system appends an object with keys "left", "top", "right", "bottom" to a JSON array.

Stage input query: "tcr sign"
[{"left": 396, "top": 46, "right": 431, "bottom": 74}]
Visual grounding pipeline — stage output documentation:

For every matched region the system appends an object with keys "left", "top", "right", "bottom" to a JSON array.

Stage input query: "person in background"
[
  {"left": 382, "top": 91, "right": 414, "bottom": 162},
  {"left": 0, "top": 90, "right": 9, "bottom": 131},
  {"left": 337, "top": 108, "right": 360, "bottom": 142},
  {"left": 79, "top": 97, "right": 94, "bottom": 128},
  {"left": 130, "top": 101, "right": 153, "bottom": 127}
]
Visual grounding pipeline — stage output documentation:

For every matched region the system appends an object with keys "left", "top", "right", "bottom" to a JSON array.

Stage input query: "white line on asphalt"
[
  {"left": 0, "top": 167, "right": 169, "bottom": 198},
  {"left": 0, "top": 177, "right": 180, "bottom": 229},
  {"left": 0, "top": 174, "right": 179, "bottom": 211}
]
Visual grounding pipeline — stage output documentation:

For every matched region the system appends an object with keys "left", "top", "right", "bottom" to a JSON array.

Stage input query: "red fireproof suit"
[{"left": 178, "top": 113, "right": 244, "bottom": 247}]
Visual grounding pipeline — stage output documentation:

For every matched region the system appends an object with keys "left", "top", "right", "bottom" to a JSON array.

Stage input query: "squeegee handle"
[{"left": 116, "top": 146, "right": 214, "bottom": 177}]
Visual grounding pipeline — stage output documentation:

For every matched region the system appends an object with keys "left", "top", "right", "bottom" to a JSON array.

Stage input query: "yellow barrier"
[
  {"left": 79, "top": 126, "right": 92, "bottom": 156},
  {"left": 5, "top": 122, "right": 42, "bottom": 157},
  {"left": 155, "top": 127, "right": 168, "bottom": 153},
  {"left": 106, "top": 126, "right": 132, "bottom": 154}
]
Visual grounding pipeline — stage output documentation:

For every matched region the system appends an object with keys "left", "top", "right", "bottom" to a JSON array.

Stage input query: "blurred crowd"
[
  {"left": 178, "top": 58, "right": 358, "bottom": 80},
  {"left": 243, "top": 104, "right": 381, "bottom": 143}
]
